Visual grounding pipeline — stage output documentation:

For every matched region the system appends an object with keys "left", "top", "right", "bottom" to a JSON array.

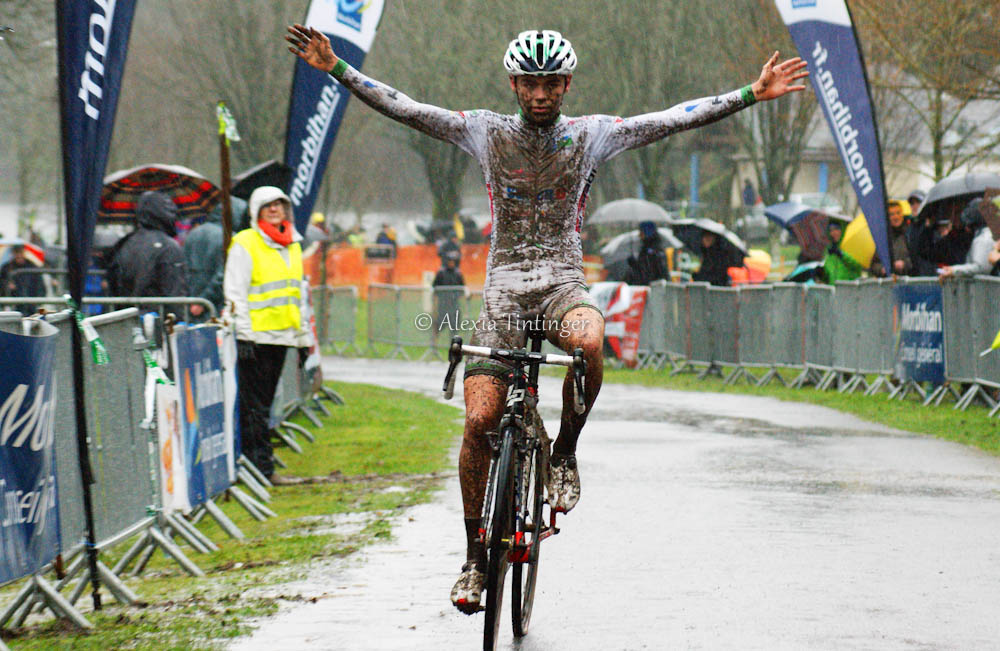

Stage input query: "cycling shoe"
[
  {"left": 547, "top": 452, "right": 580, "bottom": 513},
  {"left": 450, "top": 561, "right": 485, "bottom": 614}
]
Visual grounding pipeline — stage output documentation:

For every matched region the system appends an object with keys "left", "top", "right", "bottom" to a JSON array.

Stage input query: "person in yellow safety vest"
[{"left": 223, "top": 185, "right": 309, "bottom": 484}]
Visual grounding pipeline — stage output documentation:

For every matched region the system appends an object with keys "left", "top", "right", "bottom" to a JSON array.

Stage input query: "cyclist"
[{"left": 286, "top": 24, "right": 807, "bottom": 613}]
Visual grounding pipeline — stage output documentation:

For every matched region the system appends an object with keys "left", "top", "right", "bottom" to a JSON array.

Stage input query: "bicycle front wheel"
[
  {"left": 512, "top": 441, "right": 545, "bottom": 637},
  {"left": 483, "top": 429, "right": 515, "bottom": 651}
]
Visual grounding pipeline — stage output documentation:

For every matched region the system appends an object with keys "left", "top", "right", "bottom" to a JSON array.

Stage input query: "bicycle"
[{"left": 442, "top": 317, "right": 586, "bottom": 651}]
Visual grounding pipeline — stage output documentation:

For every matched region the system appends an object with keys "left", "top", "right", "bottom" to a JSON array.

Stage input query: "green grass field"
[{"left": 1, "top": 382, "right": 462, "bottom": 651}]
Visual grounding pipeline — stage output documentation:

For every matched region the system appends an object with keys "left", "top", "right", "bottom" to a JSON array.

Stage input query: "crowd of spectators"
[{"left": 819, "top": 189, "right": 1000, "bottom": 284}]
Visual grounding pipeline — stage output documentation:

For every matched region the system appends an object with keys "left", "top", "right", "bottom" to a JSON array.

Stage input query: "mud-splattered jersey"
[{"left": 332, "top": 63, "right": 755, "bottom": 292}]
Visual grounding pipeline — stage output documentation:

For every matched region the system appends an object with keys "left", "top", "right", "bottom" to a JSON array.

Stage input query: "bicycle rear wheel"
[
  {"left": 483, "top": 430, "right": 515, "bottom": 651},
  {"left": 512, "top": 442, "right": 544, "bottom": 637}
]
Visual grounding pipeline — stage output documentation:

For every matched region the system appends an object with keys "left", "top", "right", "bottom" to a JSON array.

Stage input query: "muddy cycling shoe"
[
  {"left": 547, "top": 453, "right": 581, "bottom": 513},
  {"left": 450, "top": 561, "right": 485, "bottom": 614}
]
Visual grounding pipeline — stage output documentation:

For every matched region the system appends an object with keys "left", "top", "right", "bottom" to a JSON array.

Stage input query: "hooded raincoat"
[{"left": 107, "top": 191, "right": 187, "bottom": 299}]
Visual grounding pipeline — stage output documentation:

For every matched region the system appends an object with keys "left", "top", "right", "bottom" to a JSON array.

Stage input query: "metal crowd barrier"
[
  {"left": 0, "top": 296, "right": 216, "bottom": 320},
  {"left": 325, "top": 278, "right": 1000, "bottom": 418},
  {"left": 311, "top": 285, "right": 359, "bottom": 354}
]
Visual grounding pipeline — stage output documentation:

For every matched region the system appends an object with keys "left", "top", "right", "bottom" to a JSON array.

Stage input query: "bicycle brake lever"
[
  {"left": 443, "top": 336, "right": 464, "bottom": 399},
  {"left": 572, "top": 348, "right": 586, "bottom": 414}
]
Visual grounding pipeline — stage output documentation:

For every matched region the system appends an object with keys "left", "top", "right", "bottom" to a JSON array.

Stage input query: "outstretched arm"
[
  {"left": 286, "top": 24, "right": 470, "bottom": 146},
  {"left": 600, "top": 52, "right": 809, "bottom": 159}
]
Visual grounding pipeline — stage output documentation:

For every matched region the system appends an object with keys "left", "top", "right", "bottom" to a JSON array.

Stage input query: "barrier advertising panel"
[
  {"left": 0, "top": 321, "right": 60, "bottom": 583},
  {"left": 894, "top": 284, "right": 945, "bottom": 384},
  {"left": 156, "top": 382, "right": 191, "bottom": 513},
  {"left": 172, "top": 328, "right": 231, "bottom": 504}
]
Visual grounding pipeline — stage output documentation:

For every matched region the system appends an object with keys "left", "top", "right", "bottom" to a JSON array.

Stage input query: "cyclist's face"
[{"left": 511, "top": 74, "right": 571, "bottom": 126}]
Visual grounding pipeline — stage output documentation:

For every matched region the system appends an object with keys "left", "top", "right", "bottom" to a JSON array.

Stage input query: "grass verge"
[
  {"left": 1, "top": 381, "right": 461, "bottom": 650},
  {"left": 600, "top": 366, "right": 1000, "bottom": 455}
]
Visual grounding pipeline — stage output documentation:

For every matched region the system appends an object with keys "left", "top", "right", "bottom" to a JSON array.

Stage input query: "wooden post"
[{"left": 219, "top": 131, "right": 233, "bottom": 260}]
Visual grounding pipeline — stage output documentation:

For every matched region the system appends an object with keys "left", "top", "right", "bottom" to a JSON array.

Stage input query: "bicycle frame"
[{"left": 442, "top": 321, "right": 586, "bottom": 648}]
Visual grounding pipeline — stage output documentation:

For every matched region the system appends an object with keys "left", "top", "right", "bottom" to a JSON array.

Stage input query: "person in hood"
[
  {"left": 185, "top": 196, "right": 248, "bottom": 321},
  {"left": 692, "top": 231, "right": 732, "bottom": 286},
  {"left": 626, "top": 220, "right": 669, "bottom": 285},
  {"left": 223, "top": 186, "right": 307, "bottom": 483},
  {"left": 106, "top": 190, "right": 187, "bottom": 304}
]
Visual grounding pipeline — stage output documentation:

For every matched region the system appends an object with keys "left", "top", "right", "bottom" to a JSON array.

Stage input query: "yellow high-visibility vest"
[{"left": 232, "top": 229, "right": 302, "bottom": 332}]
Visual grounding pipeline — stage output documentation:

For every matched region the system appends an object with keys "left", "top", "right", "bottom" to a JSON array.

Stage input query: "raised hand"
[
  {"left": 286, "top": 23, "right": 338, "bottom": 73},
  {"left": 751, "top": 51, "right": 809, "bottom": 101}
]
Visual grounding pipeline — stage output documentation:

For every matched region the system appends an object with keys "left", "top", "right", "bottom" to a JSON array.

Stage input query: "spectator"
[
  {"left": 913, "top": 202, "right": 973, "bottom": 271},
  {"left": 870, "top": 200, "right": 913, "bottom": 277},
  {"left": 907, "top": 189, "right": 925, "bottom": 217},
  {"left": 820, "top": 220, "right": 863, "bottom": 283},
  {"left": 691, "top": 231, "right": 731, "bottom": 286},
  {"left": 741, "top": 178, "right": 757, "bottom": 207},
  {"left": 106, "top": 191, "right": 187, "bottom": 311},
  {"left": 224, "top": 186, "right": 307, "bottom": 484},
  {"left": 0, "top": 244, "right": 44, "bottom": 314},
  {"left": 438, "top": 230, "right": 462, "bottom": 265},
  {"left": 431, "top": 249, "right": 465, "bottom": 346},
  {"left": 988, "top": 239, "right": 1000, "bottom": 275},
  {"left": 184, "top": 196, "right": 247, "bottom": 322},
  {"left": 347, "top": 223, "right": 366, "bottom": 248},
  {"left": 375, "top": 222, "right": 398, "bottom": 252},
  {"left": 84, "top": 230, "right": 123, "bottom": 316},
  {"left": 626, "top": 221, "right": 669, "bottom": 285},
  {"left": 939, "top": 198, "right": 997, "bottom": 279}
]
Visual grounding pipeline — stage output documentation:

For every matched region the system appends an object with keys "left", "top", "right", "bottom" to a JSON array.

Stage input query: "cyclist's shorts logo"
[
  {"left": 336, "top": 0, "right": 372, "bottom": 31},
  {"left": 791, "top": 0, "right": 817, "bottom": 8}
]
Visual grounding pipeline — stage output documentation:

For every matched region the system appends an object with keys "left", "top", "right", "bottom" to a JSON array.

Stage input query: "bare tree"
[
  {"left": 853, "top": 0, "right": 1000, "bottom": 180},
  {"left": 692, "top": 0, "right": 819, "bottom": 206}
]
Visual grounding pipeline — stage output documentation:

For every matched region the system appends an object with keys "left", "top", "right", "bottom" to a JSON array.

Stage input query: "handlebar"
[{"left": 442, "top": 336, "right": 587, "bottom": 408}]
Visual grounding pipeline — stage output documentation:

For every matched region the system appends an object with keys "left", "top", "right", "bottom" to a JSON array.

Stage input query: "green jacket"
[{"left": 822, "top": 247, "right": 863, "bottom": 283}]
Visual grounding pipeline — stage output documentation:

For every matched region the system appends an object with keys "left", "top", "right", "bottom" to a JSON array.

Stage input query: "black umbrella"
[
  {"left": 600, "top": 227, "right": 684, "bottom": 282},
  {"left": 670, "top": 218, "right": 747, "bottom": 268},
  {"left": 231, "top": 159, "right": 293, "bottom": 200},
  {"left": 917, "top": 172, "right": 1000, "bottom": 222}
]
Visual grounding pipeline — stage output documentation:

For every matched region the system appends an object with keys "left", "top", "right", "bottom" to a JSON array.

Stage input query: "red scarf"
[{"left": 258, "top": 219, "right": 294, "bottom": 246}]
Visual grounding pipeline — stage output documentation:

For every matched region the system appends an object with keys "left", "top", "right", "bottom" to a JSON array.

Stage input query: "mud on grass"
[{"left": 1, "top": 381, "right": 462, "bottom": 650}]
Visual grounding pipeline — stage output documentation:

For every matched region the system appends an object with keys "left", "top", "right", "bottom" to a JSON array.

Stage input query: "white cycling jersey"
[{"left": 331, "top": 62, "right": 756, "bottom": 294}]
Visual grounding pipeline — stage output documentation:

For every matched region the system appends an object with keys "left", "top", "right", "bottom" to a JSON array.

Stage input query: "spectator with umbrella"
[
  {"left": 672, "top": 218, "right": 747, "bottom": 287},
  {"left": 106, "top": 190, "right": 187, "bottom": 308},
  {"left": 910, "top": 172, "right": 1000, "bottom": 275},
  {"left": 626, "top": 220, "right": 670, "bottom": 285},
  {"left": 820, "top": 220, "right": 863, "bottom": 283}
]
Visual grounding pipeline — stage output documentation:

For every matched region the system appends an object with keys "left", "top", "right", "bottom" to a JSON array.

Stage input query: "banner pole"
[{"left": 69, "top": 321, "right": 103, "bottom": 611}]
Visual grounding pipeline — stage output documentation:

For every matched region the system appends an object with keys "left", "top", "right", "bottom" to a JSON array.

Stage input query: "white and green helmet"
[{"left": 503, "top": 30, "right": 577, "bottom": 76}]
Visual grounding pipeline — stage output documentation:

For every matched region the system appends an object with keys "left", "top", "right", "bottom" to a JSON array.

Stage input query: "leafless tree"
[{"left": 853, "top": 0, "right": 1000, "bottom": 180}]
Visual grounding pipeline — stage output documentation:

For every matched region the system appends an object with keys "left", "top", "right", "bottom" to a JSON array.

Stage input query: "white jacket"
[
  {"left": 950, "top": 227, "right": 996, "bottom": 277},
  {"left": 223, "top": 193, "right": 307, "bottom": 346}
]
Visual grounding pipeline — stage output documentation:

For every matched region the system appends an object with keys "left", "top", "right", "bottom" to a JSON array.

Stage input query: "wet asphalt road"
[{"left": 232, "top": 358, "right": 1000, "bottom": 650}]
